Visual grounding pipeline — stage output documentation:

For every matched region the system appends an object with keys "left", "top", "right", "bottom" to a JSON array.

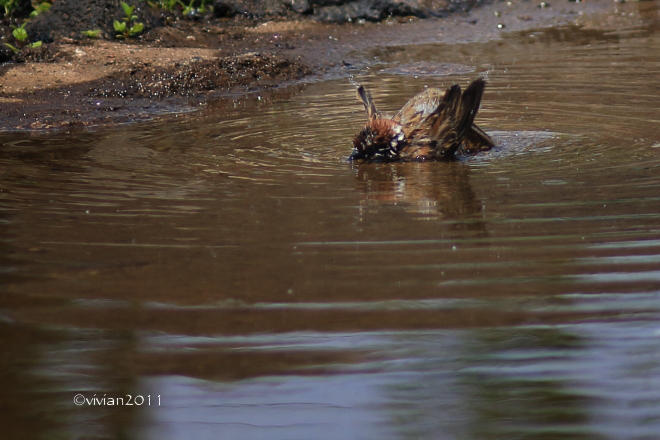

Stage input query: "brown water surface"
[{"left": 2, "top": 6, "right": 660, "bottom": 439}]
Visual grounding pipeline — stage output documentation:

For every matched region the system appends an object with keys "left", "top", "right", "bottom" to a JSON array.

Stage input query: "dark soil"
[
  {"left": 25, "top": 0, "right": 165, "bottom": 42},
  {"left": 89, "top": 52, "right": 312, "bottom": 98},
  {"left": 20, "top": 0, "right": 483, "bottom": 43},
  {"left": 11, "top": 41, "right": 61, "bottom": 63},
  {"left": 3, "top": 0, "right": 487, "bottom": 72},
  {"left": 6, "top": 0, "right": 483, "bottom": 55},
  {"left": 212, "top": 0, "right": 474, "bottom": 23}
]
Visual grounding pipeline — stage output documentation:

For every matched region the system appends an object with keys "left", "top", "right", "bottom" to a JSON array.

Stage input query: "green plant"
[
  {"left": 4, "top": 21, "right": 43, "bottom": 54},
  {"left": 141, "top": 0, "right": 212, "bottom": 16},
  {"left": 12, "top": 21, "right": 42, "bottom": 47},
  {"left": 81, "top": 29, "right": 102, "bottom": 38},
  {"left": 114, "top": 19, "right": 144, "bottom": 39},
  {"left": 114, "top": 2, "right": 144, "bottom": 39},
  {"left": 3, "top": 42, "right": 19, "bottom": 53},
  {"left": 12, "top": 21, "right": 29, "bottom": 41},
  {"left": 1, "top": 0, "right": 18, "bottom": 18},
  {"left": 30, "top": 0, "right": 52, "bottom": 18},
  {"left": 142, "top": 0, "right": 179, "bottom": 11},
  {"left": 197, "top": 0, "right": 213, "bottom": 13},
  {"left": 180, "top": 0, "right": 195, "bottom": 15},
  {"left": 181, "top": 0, "right": 212, "bottom": 14},
  {"left": 120, "top": 1, "right": 138, "bottom": 22}
]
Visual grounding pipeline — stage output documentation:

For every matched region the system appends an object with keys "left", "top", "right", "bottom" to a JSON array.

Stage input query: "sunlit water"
[{"left": 2, "top": 7, "right": 660, "bottom": 440}]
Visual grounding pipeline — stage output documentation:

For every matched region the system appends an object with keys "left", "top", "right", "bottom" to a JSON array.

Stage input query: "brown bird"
[{"left": 350, "top": 79, "right": 495, "bottom": 161}]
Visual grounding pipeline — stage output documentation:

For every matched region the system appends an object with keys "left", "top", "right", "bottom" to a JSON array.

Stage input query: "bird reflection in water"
[{"left": 352, "top": 161, "right": 488, "bottom": 236}]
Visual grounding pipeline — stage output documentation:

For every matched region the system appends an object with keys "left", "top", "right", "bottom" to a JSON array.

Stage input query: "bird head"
[{"left": 350, "top": 119, "right": 405, "bottom": 161}]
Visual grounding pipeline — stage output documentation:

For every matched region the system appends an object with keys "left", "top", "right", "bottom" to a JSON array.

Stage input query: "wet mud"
[
  {"left": 90, "top": 52, "right": 311, "bottom": 98},
  {"left": 0, "top": 0, "right": 626, "bottom": 131}
]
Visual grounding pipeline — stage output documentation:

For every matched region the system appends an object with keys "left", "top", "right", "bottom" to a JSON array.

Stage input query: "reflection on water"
[
  {"left": 353, "top": 162, "right": 486, "bottom": 224},
  {"left": 2, "top": 5, "right": 660, "bottom": 439}
]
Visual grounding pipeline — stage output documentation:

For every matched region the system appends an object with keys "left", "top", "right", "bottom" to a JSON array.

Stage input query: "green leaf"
[
  {"left": 121, "top": 1, "right": 135, "bottom": 17},
  {"left": 3, "top": 43, "right": 19, "bottom": 54},
  {"left": 129, "top": 22, "right": 144, "bottom": 35},
  {"left": 28, "top": 41, "right": 42, "bottom": 49},
  {"left": 2, "top": 0, "right": 18, "bottom": 18},
  {"left": 82, "top": 29, "right": 102, "bottom": 38},
  {"left": 14, "top": 21, "right": 28, "bottom": 30},
  {"left": 113, "top": 20, "right": 126, "bottom": 32},
  {"left": 30, "top": 2, "right": 51, "bottom": 17},
  {"left": 12, "top": 26, "right": 28, "bottom": 42}
]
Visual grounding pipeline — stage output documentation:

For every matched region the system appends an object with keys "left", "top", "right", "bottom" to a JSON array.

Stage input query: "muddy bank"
[
  {"left": 1, "top": 17, "right": 324, "bottom": 130},
  {"left": 91, "top": 52, "right": 311, "bottom": 98},
  {"left": 0, "top": 0, "right": 650, "bottom": 131},
  {"left": 0, "top": 51, "right": 311, "bottom": 130}
]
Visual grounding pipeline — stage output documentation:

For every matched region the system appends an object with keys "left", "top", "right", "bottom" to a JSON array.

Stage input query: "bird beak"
[{"left": 349, "top": 149, "right": 364, "bottom": 160}]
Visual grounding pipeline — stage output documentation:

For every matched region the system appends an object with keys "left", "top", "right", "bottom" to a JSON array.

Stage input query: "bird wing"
[
  {"left": 456, "top": 79, "right": 495, "bottom": 154},
  {"left": 424, "top": 79, "right": 491, "bottom": 159},
  {"left": 356, "top": 84, "right": 379, "bottom": 120},
  {"left": 461, "top": 124, "right": 495, "bottom": 154},
  {"left": 393, "top": 88, "right": 442, "bottom": 127},
  {"left": 412, "top": 84, "right": 463, "bottom": 159}
]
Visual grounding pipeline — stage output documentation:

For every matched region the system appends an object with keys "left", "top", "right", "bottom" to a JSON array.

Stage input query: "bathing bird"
[{"left": 350, "top": 79, "right": 495, "bottom": 161}]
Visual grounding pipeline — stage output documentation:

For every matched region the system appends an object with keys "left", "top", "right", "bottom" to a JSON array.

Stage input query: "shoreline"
[{"left": 0, "top": 0, "right": 648, "bottom": 132}]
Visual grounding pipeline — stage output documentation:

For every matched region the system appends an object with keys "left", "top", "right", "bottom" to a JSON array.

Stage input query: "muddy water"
[{"left": 3, "top": 7, "right": 660, "bottom": 440}]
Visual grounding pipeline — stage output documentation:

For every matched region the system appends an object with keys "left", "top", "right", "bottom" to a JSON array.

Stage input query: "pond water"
[{"left": 2, "top": 5, "right": 660, "bottom": 439}]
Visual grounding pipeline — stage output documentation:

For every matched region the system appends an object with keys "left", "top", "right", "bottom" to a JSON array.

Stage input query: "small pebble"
[{"left": 497, "top": 23, "right": 506, "bottom": 29}]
